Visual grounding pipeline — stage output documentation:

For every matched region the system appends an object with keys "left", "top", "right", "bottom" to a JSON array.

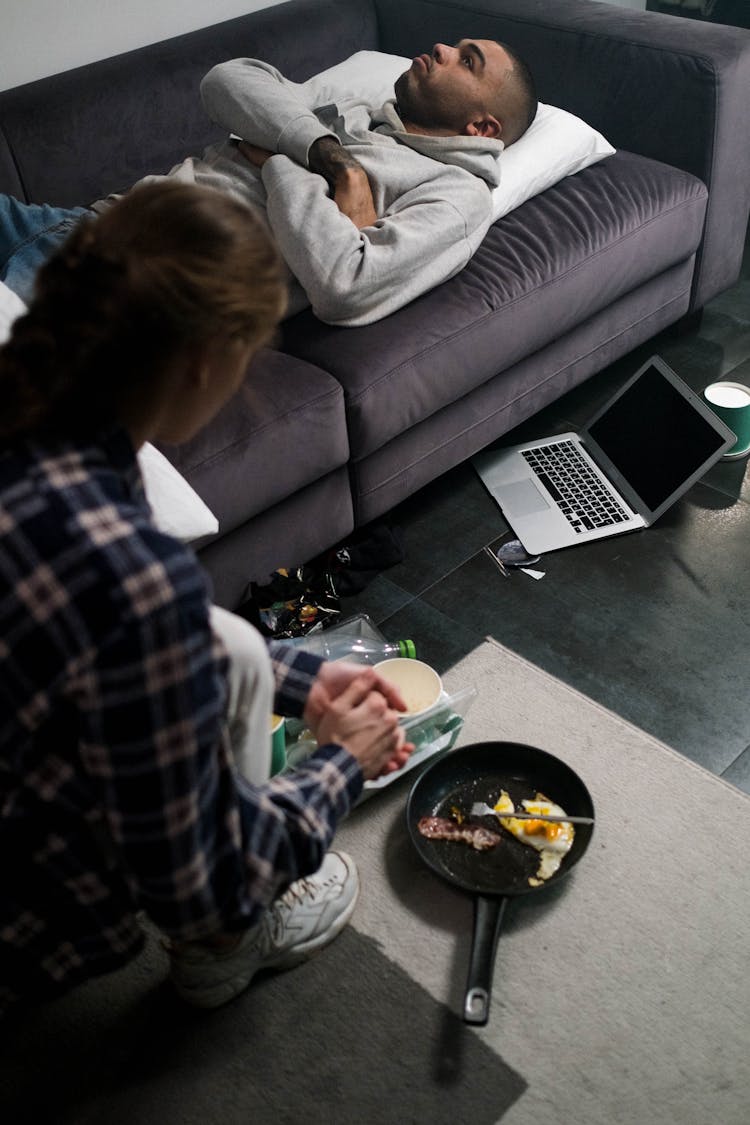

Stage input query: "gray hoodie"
[{"left": 185, "top": 58, "right": 504, "bottom": 327}]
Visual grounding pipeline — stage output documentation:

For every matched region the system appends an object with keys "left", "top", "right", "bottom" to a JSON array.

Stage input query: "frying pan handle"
[{"left": 463, "top": 895, "right": 507, "bottom": 1025}]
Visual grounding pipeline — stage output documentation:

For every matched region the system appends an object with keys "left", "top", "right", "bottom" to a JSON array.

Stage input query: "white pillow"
[
  {"left": 137, "top": 443, "right": 219, "bottom": 542},
  {"left": 493, "top": 101, "right": 615, "bottom": 221},
  {"left": 302, "top": 51, "right": 615, "bottom": 221},
  {"left": 0, "top": 278, "right": 27, "bottom": 345},
  {"left": 0, "top": 281, "right": 218, "bottom": 543},
  {"left": 299, "top": 49, "right": 409, "bottom": 107}
]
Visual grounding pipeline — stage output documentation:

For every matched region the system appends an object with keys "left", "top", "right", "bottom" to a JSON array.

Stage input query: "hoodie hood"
[{"left": 371, "top": 100, "right": 504, "bottom": 188}]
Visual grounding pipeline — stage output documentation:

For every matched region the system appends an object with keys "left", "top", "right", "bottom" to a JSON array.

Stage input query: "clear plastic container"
[
  {"left": 281, "top": 613, "right": 477, "bottom": 796},
  {"left": 303, "top": 612, "right": 386, "bottom": 643},
  {"left": 287, "top": 632, "right": 415, "bottom": 663}
]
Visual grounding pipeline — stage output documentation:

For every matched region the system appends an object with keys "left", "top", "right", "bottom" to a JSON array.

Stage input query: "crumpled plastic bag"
[{"left": 238, "top": 522, "right": 405, "bottom": 639}]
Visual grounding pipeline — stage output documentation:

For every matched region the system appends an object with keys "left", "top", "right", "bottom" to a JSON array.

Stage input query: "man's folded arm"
[
  {"left": 261, "top": 154, "right": 493, "bottom": 327},
  {"left": 200, "top": 58, "right": 336, "bottom": 167}
]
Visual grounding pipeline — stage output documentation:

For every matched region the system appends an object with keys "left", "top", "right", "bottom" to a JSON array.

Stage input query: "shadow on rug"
[{"left": 0, "top": 926, "right": 526, "bottom": 1125}]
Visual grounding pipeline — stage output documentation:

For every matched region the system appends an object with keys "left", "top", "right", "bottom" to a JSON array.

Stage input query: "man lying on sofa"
[{"left": 0, "top": 39, "right": 536, "bottom": 327}]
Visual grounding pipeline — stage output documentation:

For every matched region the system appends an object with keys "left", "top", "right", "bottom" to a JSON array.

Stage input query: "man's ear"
[{"left": 464, "top": 114, "right": 502, "bottom": 139}]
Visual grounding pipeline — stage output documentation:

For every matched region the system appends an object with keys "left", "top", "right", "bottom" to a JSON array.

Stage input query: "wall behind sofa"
[
  {"left": 0, "top": 0, "right": 285, "bottom": 92},
  {"left": 3, "top": 0, "right": 649, "bottom": 92},
  {"left": 1, "top": 0, "right": 647, "bottom": 92}
]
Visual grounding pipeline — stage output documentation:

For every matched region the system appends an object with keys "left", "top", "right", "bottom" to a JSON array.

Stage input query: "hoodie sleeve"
[
  {"left": 260, "top": 152, "right": 493, "bottom": 327},
  {"left": 200, "top": 58, "right": 337, "bottom": 167}
]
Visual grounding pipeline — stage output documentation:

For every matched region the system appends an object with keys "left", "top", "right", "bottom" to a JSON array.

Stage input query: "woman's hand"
[
  {"left": 307, "top": 665, "right": 413, "bottom": 780},
  {"left": 304, "top": 661, "right": 407, "bottom": 733}
]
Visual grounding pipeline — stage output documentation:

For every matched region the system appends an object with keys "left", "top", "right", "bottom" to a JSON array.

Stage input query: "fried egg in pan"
[{"left": 493, "top": 789, "right": 575, "bottom": 885}]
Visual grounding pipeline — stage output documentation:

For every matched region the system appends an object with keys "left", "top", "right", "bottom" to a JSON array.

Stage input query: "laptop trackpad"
[{"left": 501, "top": 479, "right": 551, "bottom": 517}]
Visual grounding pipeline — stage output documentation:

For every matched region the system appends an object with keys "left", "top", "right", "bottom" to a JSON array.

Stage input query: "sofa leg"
[{"left": 665, "top": 308, "right": 704, "bottom": 337}]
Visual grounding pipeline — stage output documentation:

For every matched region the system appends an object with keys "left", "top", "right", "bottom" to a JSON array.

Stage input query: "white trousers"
[{"left": 209, "top": 605, "right": 275, "bottom": 785}]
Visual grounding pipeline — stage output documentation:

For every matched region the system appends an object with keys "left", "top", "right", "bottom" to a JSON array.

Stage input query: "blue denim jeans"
[{"left": 0, "top": 196, "right": 89, "bottom": 304}]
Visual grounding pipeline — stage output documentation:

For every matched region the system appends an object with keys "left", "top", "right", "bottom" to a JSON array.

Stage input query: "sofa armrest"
[{"left": 376, "top": 0, "right": 750, "bottom": 309}]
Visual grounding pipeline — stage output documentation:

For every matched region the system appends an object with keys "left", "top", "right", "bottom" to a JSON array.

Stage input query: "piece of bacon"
[{"left": 417, "top": 816, "right": 502, "bottom": 851}]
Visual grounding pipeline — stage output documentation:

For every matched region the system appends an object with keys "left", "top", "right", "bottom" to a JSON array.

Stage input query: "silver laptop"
[{"left": 473, "top": 355, "right": 736, "bottom": 554}]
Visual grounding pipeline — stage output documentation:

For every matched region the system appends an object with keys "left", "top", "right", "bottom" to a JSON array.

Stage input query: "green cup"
[
  {"left": 703, "top": 381, "right": 750, "bottom": 460},
  {"left": 270, "top": 714, "right": 286, "bottom": 776}
]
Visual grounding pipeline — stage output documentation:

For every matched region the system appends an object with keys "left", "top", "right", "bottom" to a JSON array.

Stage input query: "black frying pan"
[{"left": 407, "top": 741, "right": 595, "bottom": 1025}]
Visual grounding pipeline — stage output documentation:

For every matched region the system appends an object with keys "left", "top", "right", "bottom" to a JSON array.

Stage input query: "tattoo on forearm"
[{"left": 309, "top": 137, "right": 364, "bottom": 189}]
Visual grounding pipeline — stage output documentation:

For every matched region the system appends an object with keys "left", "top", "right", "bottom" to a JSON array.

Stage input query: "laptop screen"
[{"left": 586, "top": 360, "right": 729, "bottom": 514}]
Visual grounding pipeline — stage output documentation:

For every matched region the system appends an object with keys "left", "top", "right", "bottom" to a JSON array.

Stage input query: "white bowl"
[{"left": 374, "top": 657, "right": 443, "bottom": 719}]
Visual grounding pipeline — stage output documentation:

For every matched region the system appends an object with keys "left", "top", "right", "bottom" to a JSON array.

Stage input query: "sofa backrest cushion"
[{"left": 0, "top": 0, "right": 379, "bottom": 206}]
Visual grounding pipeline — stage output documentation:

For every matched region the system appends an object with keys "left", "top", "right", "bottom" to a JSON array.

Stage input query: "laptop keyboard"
[{"left": 522, "top": 440, "right": 631, "bottom": 534}]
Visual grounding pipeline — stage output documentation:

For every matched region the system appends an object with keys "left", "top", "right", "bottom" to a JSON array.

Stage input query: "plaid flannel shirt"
[{"left": 0, "top": 428, "right": 362, "bottom": 1014}]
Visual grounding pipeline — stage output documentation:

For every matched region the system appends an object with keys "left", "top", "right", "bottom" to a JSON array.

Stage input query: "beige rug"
[{"left": 337, "top": 638, "right": 750, "bottom": 1125}]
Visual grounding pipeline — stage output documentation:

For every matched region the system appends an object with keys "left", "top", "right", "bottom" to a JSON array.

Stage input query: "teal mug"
[{"left": 703, "top": 381, "right": 750, "bottom": 460}]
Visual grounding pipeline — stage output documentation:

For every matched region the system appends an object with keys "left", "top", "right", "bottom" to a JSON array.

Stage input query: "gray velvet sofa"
[{"left": 2, "top": 0, "right": 749, "bottom": 608}]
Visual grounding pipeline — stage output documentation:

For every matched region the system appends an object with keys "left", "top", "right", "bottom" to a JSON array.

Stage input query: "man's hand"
[
  {"left": 309, "top": 137, "right": 377, "bottom": 229},
  {"left": 333, "top": 167, "right": 378, "bottom": 230},
  {"left": 240, "top": 135, "right": 377, "bottom": 228},
  {"left": 237, "top": 141, "right": 274, "bottom": 168}
]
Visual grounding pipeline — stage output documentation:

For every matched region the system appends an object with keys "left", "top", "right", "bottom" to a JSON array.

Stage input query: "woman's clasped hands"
[{"left": 304, "top": 662, "right": 414, "bottom": 780}]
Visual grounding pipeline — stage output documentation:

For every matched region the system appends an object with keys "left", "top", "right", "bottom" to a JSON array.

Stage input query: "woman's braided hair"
[{"left": 0, "top": 181, "right": 286, "bottom": 440}]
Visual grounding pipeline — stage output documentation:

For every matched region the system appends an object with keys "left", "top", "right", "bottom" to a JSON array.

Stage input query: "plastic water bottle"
[{"left": 288, "top": 633, "right": 416, "bottom": 664}]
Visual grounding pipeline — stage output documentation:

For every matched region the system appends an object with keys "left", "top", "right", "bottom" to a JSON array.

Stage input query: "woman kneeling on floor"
[{"left": 0, "top": 181, "right": 412, "bottom": 1015}]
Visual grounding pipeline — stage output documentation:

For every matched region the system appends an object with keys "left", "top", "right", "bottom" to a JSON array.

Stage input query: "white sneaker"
[{"left": 169, "top": 850, "right": 360, "bottom": 1009}]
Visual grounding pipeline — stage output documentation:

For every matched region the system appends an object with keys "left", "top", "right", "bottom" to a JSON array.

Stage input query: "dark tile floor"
[{"left": 342, "top": 224, "right": 750, "bottom": 794}]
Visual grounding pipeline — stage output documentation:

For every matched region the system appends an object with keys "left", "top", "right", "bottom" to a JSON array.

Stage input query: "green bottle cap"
[{"left": 397, "top": 639, "right": 416, "bottom": 659}]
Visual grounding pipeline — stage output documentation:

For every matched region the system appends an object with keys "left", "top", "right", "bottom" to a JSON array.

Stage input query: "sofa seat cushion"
[
  {"left": 161, "top": 348, "right": 349, "bottom": 538},
  {"left": 282, "top": 150, "right": 707, "bottom": 461},
  {"left": 351, "top": 258, "right": 696, "bottom": 525},
  {"left": 197, "top": 468, "right": 355, "bottom": 607}
]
